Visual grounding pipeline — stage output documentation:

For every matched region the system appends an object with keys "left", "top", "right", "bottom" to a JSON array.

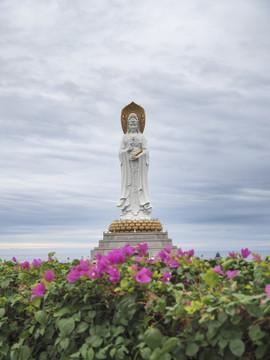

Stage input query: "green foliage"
[{"left": 0, "top": 252, "right": 270, "bottom": 359}]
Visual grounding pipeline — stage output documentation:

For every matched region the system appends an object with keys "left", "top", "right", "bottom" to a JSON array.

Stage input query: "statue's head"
[{"left": 127, "top": 113, "right": 140, "bottom": 133}]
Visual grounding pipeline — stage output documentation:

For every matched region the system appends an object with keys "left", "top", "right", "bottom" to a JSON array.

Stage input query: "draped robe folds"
[{"left": 118, "top": 132, "right": 152, "bottom": 219}]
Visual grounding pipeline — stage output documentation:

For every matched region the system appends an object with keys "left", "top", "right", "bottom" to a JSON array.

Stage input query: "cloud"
[{"left": 0, "top": 0, "right": 269, "bottom": 256}]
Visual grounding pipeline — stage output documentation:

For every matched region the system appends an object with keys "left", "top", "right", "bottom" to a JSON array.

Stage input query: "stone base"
[{"left": 91, "top": 231, "right": 176, "bottom": 259}]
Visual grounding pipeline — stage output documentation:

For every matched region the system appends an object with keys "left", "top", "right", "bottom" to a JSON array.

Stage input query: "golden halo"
[{"left": 121, "top": 101, "right": 146, "bottom": 133}]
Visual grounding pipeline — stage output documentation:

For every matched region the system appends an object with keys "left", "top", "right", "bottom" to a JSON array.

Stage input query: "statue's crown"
[{"left": 121, "top": 102, "right": 145, "bottom": 133}]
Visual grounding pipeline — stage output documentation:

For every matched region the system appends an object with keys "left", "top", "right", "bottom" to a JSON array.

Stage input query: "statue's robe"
[{"left": 118, "top": 133, "right": 151, "bottom": 219}]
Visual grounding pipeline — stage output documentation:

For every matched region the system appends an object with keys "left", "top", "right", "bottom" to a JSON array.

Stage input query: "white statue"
[{"left": 118, "top": 111, "right": 152, "bottom": 219}]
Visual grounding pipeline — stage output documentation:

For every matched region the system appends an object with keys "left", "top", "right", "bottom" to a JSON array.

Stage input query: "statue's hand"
[
  {"left": 127, "top": 146, "right": 133, "bottom": 153},
  {"left": 134, "top": 151, "right": 144, "bottom": 159}
]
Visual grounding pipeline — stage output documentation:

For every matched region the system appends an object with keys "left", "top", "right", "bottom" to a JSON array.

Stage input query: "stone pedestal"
[{"left": 91, "top": 231, "right": 175, "bottom": 259}]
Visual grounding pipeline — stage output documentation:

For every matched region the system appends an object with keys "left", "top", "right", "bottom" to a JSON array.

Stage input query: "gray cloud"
[{"left": 0, "top": 0, "right": 270, "bottom": 257}]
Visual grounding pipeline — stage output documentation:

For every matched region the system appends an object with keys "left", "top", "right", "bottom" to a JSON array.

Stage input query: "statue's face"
[{"left": 128, "top": 116, "right": 139, "bottom": 131}]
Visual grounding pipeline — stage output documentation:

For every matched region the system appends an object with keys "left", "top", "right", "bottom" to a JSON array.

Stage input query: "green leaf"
[
  {"left": 186, "top": 343, "right": 199, "bottom": 356},
  {"left": 0, "top": 308, "right": 5, "bottom": 318},
  {"left": 202, "top": 269, "right": 220, "bottom": 288},
  {"left": 58, "top": 318, "right": 75, "bottom": 337},
  {"left": 80, "top": 345, "right": 94, "bottom": 360},
  {"left": 86, "top": 348, "right": 95, "bottom": 360},
  {"left": 246, "top": 304, "right": 263, "bottom": 317},
  {"left": 59, "top": 338, "right": 70, "bottom": 350},
  {"left": 161, "top": 337, "right": 179, "bottom": 353},
  {"left": 229, "top": 339, "right": 245, "bottom": 357},
  {"left": 144, "top": 327, "right": 163, "bottom": 349},
  {"left": 89, "top": 335, "right": 103, "bottom": 348},
  {"left": 140, "top": 347, "right": 152, "bottom": 359},
  {"left": 19, "top": 345, "right": 31, "bottom": 360},
  {"left": 32, "top": 297, "right": 41, "bottom": 308},
  {"left": 248, "top": 324, "right": 265, "bottom": 342},
  {"left": 77, "top": 321, "right": 89, "bottom": 334},
  {"left": 217, "top": 312, "right": 227, "bottom": 324},
  {"left": 96, "top": 348, "right": 107, "bottom": 359},
  {"left": 54, "top": 307, "right": 71, "bottom": 318},
  {"left": 1, "top": 279, "right": 11, "bottom": 289},
  {"left": 35, "top": 310, "right": 47, "bottom": 325},
  {"left": 255, "top": 344, "right": 269, "bottom": 359}
]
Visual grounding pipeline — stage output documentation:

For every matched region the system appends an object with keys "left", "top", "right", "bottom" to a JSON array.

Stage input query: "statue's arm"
[
  {"left": 119, "top": 136, "right": 132, "bottom": 155},
  {"left": 134, "top": 136, "right": 148, "bottom": 159}
]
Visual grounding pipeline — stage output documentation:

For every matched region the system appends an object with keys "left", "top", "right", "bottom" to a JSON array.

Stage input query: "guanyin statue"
[{"left": 117, "top": 102, "right": 152, "bottom": 219}]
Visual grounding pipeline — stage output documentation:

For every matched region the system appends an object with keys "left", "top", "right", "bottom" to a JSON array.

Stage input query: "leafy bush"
[{"left": 1, "top": 245, "right": 270, "bottom": 359}]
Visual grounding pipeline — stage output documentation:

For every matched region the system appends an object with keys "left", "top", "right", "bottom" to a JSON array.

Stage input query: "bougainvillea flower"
[
  {"left": 187, "top": 249, "right": 195, "bottom": 257},
  {"left": 147, "top": 257, "right": 158, "bottom": 264},
  {"left": 160, "top": 271, "right": 171, "bottom": 282},
  {"left": 241, "top": 248, "right": 251, "bottom": 259},
  {"left": 122, "top": 244, "right": 135, "bottom": 257},
  {"left": 265, "top": 284, "right": 270, "bottom": 299},
  {"left": 177, "top": 249, "right": 195, "bottom": 257},
  {"left": 32, "top": 258, "right": 43, "bottom": 268},
  {"left": 252, "top": 253, "right": 262, "bottom": 263},
  {"left": 107, "top": 249, "right": 125, "bottom": 264},
  {"left": 31, "top": 282, "right": 46, "bottom": 298},
  {"left": 88, "top": 265, "right": 101, "bottom": 280},
  {"left": 135, "top": 267, "right": 152, "bottom": 284},
  {"left": 158, "top": 249, "right": 170, "bottom": 262},
  {"left": 228, "top": 251, "right": 238, "bottom": 258},
  {"left": 96, "top": 256, "right": 110, "bottom": 273},
  {"left": 20, "top": 261, "right": 30, "bottom": 270},
  {"left": 131, "top": 264, "right": 139, "bottom": 272},
  {"left": 213, "top": 265, "right": 224, "bottom": 275},
  {"left": 134, "top": 256, "right": 143, "bottom": 263},
  {"left": 226, "top": 270, "right": 239, "bottom": 279},
  {"left": 136, "top": 243, "right": 149, "bottom": 257},
  {"left": 166, "top": 258, "right": 179, "bottom": 269},
  {"left": 44, "top": 269, "right": 55, "bottom": 282},
  {"left": 107, "top": 267, "right": 120, "bottom": 283},
  {"left": 66, "top": 269, "right": 81, "bottom": 283},
  {"left": 79, "top": 259, "right": 90, "bottom": 271},
  {"left": 163, "top": 245, "right": 172, "bottom": 253}
]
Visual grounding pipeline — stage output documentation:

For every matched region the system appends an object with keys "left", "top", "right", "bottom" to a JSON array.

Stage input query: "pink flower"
[
  {"left": 241, "top": 248, "right": 251, "bottom": 259},
  {"left": 160, "top": 271, "right": 171, "bottom": 282},
  {"left": 226, "top": 270, "right": 239, "bottom": 279},
  {"left": 79, "top": 259, "right": 90, "bottom": 271},
  {"left": 265, "top": 284, "right": 270, "bottom": 299},
  {"left": 107, "top": 249, "right": 125, "bottom": 264},
  {"left": 177, "top": 248, "right": 195, "bottom": 257},
  {"left": 88, "top": 265, "right": 101, "bottom": 280},
  {"left": 134, "top": 256, "right": 143, "bottom": 263},
  {"left": 213, "top": 265, "right": 224, "bottom": 275},
  {"left": 228, "top": 251, "right": 238, "bottom": 259},
  {"left": 131, "top": 264, "right": 139, "bottom": 271},
  {"left": 187, "top": 249, "right": 195, "bottom": 257},
  {"left": 32, "top": 258, "right": 43, "bottom": 268},
  {"left": 31, "top": 282, "right": 46, "bottom": 298},
  {"left": 66, "top": 269, "right": 81, "bottom": 283},
  {"left": 166, "top": 258, "right": 179, "bottom": 269},
  {"left": 21, "top": 261, "right": 30, "bottom": 270},
  {"left": 96, "top": 256, "right": 110, "bottom": 273},
  {"left": 122, "top": 244, "right": 135, "bottom": 257},
  {"left": 136, "top": 243, "right": 149, "bottom": 257},
  {"left": 107, "top": 267, "right": 120, "bottom": 283},
  {"left": 135, "top": 267, "right": 152, "bottom": 284},
  {"left": 12, "top": 256, "right": 17, "bottom": 263},
  {"left": 147, "top": 257, "right": 158, "bottom": 264},
  {"left": 252, "top": 253, "right": 262, "bottom": 263},
  {"left": 158, "top": 249, "right": 170, "bottom": 262},
  {"left": 44, "top": 269, "right": 55, "bottom": 282}
]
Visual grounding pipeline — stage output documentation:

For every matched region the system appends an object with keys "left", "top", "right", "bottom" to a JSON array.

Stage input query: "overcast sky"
[{"left": 0, "top": 0, "right": 270, "bottom": 257}]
